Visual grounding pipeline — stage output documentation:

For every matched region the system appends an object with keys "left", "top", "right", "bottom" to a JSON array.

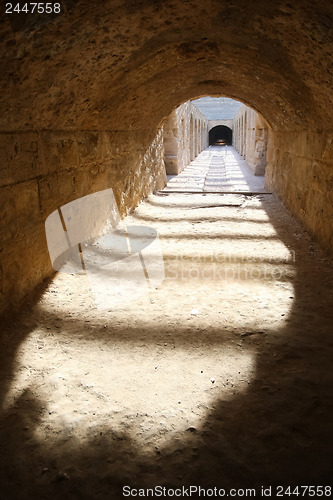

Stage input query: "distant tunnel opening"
[{"left": 209, "top": 125, "right": 232, "bottom": 146}]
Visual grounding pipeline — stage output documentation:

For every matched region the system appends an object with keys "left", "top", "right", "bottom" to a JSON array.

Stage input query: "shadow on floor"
[{"left": 0, "top": 194, "right": 332, "bottom": 499}]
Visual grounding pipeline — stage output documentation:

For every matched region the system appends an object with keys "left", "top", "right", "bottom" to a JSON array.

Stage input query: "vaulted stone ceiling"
[{"left": 1, "top": 0, "right": 332, "bottom": 131}]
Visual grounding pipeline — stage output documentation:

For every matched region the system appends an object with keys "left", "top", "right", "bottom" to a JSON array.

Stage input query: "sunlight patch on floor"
[{"left": 4, "top": 327, "right": 255, "bottom": 452}]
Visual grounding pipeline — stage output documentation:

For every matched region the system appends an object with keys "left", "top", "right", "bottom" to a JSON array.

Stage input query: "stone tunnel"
[
  {"left": 0, "top": 0, "right": 332, "bottom": 497},
  {"left": 0, "top": 0, "right": 332, "bottom": 314},
  {"left": 209, "top": 125, "right": 233, "bottom": 146}
]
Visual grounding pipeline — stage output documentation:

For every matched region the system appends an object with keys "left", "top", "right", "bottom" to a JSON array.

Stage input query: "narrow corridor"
[
  {"left": 165, "top": 146, "right": 266, "bottom": 193},
  {"left": 0, "top": 184, "right": 332, "bottom": 498},
  {"left": 1, "top": 0, "right": 332, "bottom": 497}
]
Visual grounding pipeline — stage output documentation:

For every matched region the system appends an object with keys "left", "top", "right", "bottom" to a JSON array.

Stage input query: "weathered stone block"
[
  {"left": 39, "top": 132, "right": 79, "bottom": 174},
  {"left": 0, "top": 133, "right": 39, "bottom": 187},
  {"left": 0, "top": 180, "right": 40, "bottom": 242}
]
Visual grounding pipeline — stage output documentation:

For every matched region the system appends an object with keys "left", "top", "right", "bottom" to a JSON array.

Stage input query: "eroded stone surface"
[{"left": 163, "top": 101, "right": 208, "bottom": 174}]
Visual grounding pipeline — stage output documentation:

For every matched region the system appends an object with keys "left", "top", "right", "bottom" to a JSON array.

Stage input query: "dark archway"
[{"left": 209, "top": 125, "right": 232, "bottom": 145}]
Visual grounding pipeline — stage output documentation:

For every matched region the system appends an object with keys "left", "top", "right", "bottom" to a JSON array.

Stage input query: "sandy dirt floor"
[{"left": 0, "top": 191, "right": 332, "bottom": 499}]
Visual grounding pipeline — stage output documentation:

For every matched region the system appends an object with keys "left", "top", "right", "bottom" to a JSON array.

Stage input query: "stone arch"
[
  {"left": 1, "top": 0, "right": 333, "bottom": 313},
  {"left": 190, "top": 114, "right": 195, "bottom": 161},
  {"left": 240, "top": 116, "right": 244, "bottom": 155},
  {"left": 198, "top": 121, "right": 201, "bottom": 152},
  {"left": 209, "top": 125, "right": 233, "bottom": 145},
  {"left": 181, "top": 117, "right": 185, "bottom": 151},
  {"left": 244, "top": 111, "right": 248, "bottom": 157}
]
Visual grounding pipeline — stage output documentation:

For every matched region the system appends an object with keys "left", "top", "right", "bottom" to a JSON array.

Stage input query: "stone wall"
[
  {"left": 163, "top": 102, "right": 208, "bottom": 175},
  {"left": 0, "top": 129, "right": 166, "bottom": 316},
  {"left": 208, "top": 120, "right": 233, "bottom": 131},
  {"left": 233, "top": 106, "right": 268, "bottom": 175},
  {"left": 265, "top": 130, "right": 333, "bottom": 253}
]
